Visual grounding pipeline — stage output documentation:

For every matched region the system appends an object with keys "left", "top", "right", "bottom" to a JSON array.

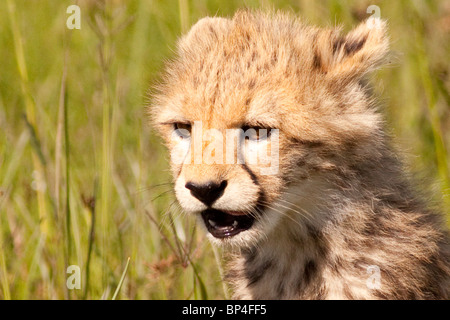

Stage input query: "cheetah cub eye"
[
  {"left": 173, "top": 122, "right": 192, "bottom": 139},
  {"left": 242, "top": 126, "right": 273, "bottom": 142}
]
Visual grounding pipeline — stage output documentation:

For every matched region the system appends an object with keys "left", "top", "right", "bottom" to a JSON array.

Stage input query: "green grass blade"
[{"left": 112, "top": 257, "right": 131, "bottom": 300}]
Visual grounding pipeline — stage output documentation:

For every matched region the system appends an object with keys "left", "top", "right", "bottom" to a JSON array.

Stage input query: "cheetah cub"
[{"left": 151, "top": 10, "right": 450, "bottom": 299}]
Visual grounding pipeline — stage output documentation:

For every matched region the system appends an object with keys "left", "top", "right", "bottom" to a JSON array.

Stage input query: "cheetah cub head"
[{"left": 151, "top": 11, "right": 389, "bottom": 247}]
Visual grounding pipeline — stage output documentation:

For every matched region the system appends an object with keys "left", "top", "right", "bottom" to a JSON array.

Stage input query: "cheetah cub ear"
[
  {"left": 314, "top": 18, "right": 390, "bottom": 82},
  {"left": 177, "top": 17, "right": 231, "bottom": 55}
]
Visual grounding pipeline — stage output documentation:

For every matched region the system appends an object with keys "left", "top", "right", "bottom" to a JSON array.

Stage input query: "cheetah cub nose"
[{"left": 185, "top": 180, "right": 228, "bottom": 206}]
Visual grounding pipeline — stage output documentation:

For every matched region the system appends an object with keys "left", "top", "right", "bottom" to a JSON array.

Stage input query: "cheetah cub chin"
[{"left": 151, "top": 10, "right": 450, "bottom": 299}]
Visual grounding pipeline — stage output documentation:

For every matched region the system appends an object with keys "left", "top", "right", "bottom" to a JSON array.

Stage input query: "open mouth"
[{"left": 201, "top": 209, "right": 255, "bottom": 239}]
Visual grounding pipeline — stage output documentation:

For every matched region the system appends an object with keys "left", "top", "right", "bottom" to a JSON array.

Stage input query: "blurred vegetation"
[{"left": 0, "top": 0, "right": 449, "bottom": 299}]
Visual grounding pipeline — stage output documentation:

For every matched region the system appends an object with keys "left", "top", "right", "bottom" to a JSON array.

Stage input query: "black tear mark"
[
  {"left": 241, "top": 163, "right": 259, "bottom": 187},
  {"left": 241, "top": 163, "right": 266, "bottom": 207}
]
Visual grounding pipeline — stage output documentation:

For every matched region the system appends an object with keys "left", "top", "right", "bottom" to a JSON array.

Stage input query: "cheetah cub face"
[{"left": 152, "top": 11, "right": 389, "bottom": 247}]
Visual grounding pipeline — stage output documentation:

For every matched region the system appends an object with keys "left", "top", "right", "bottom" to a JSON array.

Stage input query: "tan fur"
[{"left": 151, "top": 10, "right": 450, "bottom": 299}]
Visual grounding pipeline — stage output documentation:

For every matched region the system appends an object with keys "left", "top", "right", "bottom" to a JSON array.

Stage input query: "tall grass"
[{"left": 0, "top": 0, "right": 448, "bottom": 299}]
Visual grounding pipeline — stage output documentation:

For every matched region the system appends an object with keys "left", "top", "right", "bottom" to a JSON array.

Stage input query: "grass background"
[{"left": 0, "top": 0, "right": 449, "bottom": 300}]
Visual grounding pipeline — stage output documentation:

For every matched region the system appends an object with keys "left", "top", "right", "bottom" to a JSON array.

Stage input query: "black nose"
[{"left": 185, "top": 180, "right": 228, "bottom": 206}]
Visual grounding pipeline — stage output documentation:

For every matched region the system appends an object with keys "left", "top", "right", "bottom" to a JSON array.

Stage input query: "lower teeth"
[{"left": 208, "top": 219, "right": 238, "bottom": 229}]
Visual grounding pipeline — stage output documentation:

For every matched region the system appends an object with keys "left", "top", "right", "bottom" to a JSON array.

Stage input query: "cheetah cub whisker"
[{"left": 151, "top": 10, "right": 450, "bottom": 299}]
